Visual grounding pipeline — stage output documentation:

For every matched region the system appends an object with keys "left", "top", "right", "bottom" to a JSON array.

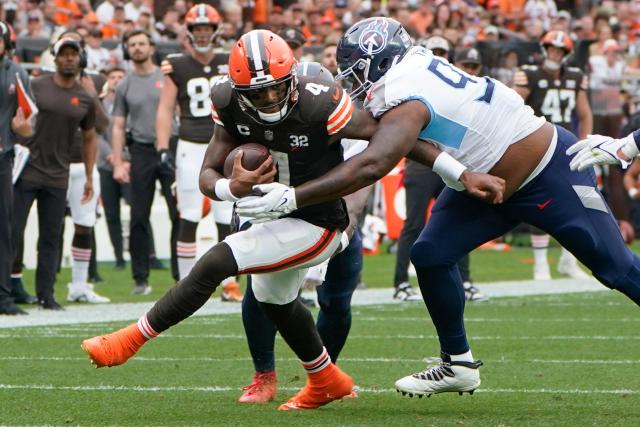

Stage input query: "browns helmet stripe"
[{"left": 245, "top": 31, "right": 270, "bottom": 78}]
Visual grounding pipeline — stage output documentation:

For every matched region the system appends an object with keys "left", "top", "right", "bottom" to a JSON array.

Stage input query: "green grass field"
[{"left": 2, "top": 242, "right": 640, "bottom": 426}]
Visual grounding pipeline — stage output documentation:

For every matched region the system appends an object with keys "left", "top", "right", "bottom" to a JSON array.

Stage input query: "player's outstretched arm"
[
  {"left": 235, "top": 101, "right": 425, "bottom": 218},
  {"left": 297, "top": 100, "right": 427, "bottom": 206},
  {"left": 567, "top": 130, "right": 640, "bottom": 171}
]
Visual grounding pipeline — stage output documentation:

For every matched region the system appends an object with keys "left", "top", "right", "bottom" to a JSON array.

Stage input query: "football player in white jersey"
[{"left": 237, "top": 17, "right": 640, "bottom": 398}]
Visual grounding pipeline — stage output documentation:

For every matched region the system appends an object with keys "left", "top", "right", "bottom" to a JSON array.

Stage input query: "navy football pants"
[
  {"left": 242, "top": 230, "right": 363, "bottom": 372},
  {"left": 410, "top": 126, "right": 640, "bottom": 354}
]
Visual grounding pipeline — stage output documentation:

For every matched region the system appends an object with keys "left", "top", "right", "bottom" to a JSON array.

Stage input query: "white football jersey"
[{"left": 364, "top": 47, "right": 545, "bottom": 172}]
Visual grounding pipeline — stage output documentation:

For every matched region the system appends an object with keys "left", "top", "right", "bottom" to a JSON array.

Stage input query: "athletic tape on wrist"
[
  {"left": 432, "top": 152, "right": 467, "bottom": 183},
  {"left": 214, "top": 178, "right": 239, "bottom": 202}
]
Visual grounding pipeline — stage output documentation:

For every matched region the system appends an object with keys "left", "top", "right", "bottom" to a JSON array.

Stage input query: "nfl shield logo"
[{"left": 265, "top": 130, "right": 274, "bottom": 141}]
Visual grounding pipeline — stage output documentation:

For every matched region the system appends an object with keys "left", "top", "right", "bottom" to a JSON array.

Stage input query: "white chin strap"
[
  {"left": 544, "top": 59, "right": 561, "bottom": 71},
  {"left": 258, "top": 104, "right": 288, "bottom": 123}
]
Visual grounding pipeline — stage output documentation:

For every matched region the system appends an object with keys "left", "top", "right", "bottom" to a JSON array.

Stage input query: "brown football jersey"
[
  {"left": 211, "top": 75, "right": 354, "bottom": 231},
  {"left": 161, "top": 53, "right": 229, "bottom": 143},
  {"left": 21, "top": 74, "right": 96, "bottom": 189},
  {"left": 514, "top": 65, "right": 588, "bottom": 132}
]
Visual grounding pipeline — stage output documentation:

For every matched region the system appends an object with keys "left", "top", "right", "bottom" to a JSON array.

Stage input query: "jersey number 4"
[
  {"left": 187, "top": 77, "right": 218, "bottom": 117},
  {"left": 541, "top": 89, "right": 576, "bottom": 124}
]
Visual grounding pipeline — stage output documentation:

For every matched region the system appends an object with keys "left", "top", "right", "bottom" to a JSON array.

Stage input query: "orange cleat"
[
  {"left": 239, "top": 371, "right": 277, "bottom": 403},
  {"left": 221, "top": 281, "right": 243, "bottom": 302},
  {"left": 81, "top": 323, "right": 147, "bottom": 368},
  {"left": 278, "top": 363, "right": 354, "bottom": 411}
]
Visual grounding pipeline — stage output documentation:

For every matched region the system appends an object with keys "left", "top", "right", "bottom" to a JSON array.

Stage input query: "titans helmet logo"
[{"left": 358, "top": 19, "right": 389, "bottom": 55}]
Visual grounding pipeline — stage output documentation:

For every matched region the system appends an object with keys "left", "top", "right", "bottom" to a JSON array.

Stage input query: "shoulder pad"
[{"left": 210, "top": 76, "right": 233, "bottom": 110}]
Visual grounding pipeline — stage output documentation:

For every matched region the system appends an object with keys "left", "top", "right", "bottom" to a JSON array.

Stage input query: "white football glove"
[
  {"left": 566, "top": 134, "right": 634, "bottom": 172},
  {"left": 235, "top": 182, "right": 297, "bottom": 218}
]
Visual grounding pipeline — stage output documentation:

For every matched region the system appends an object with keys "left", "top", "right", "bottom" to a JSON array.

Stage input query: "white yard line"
[
  {"left": 0, "top": 383, "right": 635, "bottom": 395},
  {"left": 0, "top": 355, "right": 637, "bottom": 365},
  {"left": 0, "top": 278, "right": 609, "bottom": 329}
]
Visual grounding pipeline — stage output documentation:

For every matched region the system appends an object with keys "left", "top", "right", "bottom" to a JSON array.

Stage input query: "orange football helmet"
[
  {"left": 228, "top": 30, "right": 298, "bottom": 124},
  {"left": 185, "top": 3, "right": 221, "bottom": 52},
  {"left": 541, "top": 31, "right": 573, "bottom": 70}
]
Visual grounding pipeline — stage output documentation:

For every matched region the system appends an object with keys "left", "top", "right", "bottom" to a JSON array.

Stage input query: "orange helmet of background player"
[
  {"left": 228, "top": 30, "right": 298, "bottom": 124},
  {"left": 541, "top": 31, "right": 574, "bottom": 52},
  {"left": 541, "top": 31, "right": 573, "bottom": 70},
  {"left": 185, "top": 3, "right": 221, "bottom": 52}
]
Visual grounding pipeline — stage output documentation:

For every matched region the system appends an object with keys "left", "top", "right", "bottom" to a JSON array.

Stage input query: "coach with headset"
[
  {"left": 111, "top": 29, "right": 179, "bottom": 295},
  {"left": 0, "top": 21, "right": 33, "bottom": 315}
]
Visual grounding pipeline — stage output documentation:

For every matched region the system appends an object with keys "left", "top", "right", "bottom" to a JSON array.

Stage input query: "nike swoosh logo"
[
  {"left": 537, "top": 199, "right": 552, "bottom": 210},
  {"left": 276, "top": 198, "right": 288, "bottom": 210}
]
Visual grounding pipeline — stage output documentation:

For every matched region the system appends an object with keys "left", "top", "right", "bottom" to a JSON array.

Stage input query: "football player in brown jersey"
[
  {"left": 514, "top": 31, "right": 593, "bottom": 281},
  {"left": 156, "top": 3, "right": 242, "bottom": 302}
]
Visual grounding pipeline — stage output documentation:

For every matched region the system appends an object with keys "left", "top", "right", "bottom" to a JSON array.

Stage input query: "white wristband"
[
  {"left": 432, "top": 152, "right": 467, "bottom": 183},
  {"left": 214, "top": 178, "right": 240, "bottom": 202},
  {"left": 621, "top": 134, "right": 640, "bottom": 161},
  {"left": 628, "top": 187, "right": 638, "bottom": 199}
]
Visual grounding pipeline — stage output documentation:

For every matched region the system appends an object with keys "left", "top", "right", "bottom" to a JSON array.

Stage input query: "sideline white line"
[
  {"left": 2, "top": 333, "right": 638, "bottom": 341},
  {"left": 0, "top": 383, "right": 635, "bottom": 395},
  {"left": 0, "top": 278, "right": 608, "bottom": 329}
]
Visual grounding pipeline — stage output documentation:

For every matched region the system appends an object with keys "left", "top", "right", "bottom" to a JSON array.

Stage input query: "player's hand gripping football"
[
  {"left": 459, "top": 171, "right": 506, "bottom": 204},
  {"left": 229, "top": 150, "right": 277, "bottom": 198},
  {"left": 566, "top": 134, "right": 633, "bottom": 171}
]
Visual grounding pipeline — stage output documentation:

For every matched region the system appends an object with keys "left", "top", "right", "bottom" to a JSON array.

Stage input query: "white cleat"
[
  {"left": 393, "top": 282, "right": 422, "bottom": 302},
  {"left": 395, "top": 354, "right": 482, "bottom": 398},
  {"left": 463, "top": 282, "right": 489, "bottom": 302},
  {"left": 533, "top": 263, "right": 551, "bottom": 280},
  {"left": 67, "top": 283, "right": 111, "bottom": 304},
  {"left": 557, "top": 252, "right": 589, "bottom": 279}
]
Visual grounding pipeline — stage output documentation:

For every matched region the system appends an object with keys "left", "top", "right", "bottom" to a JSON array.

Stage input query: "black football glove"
[{"left": 159, "top": 149, "right": 175, "bottom": 174}]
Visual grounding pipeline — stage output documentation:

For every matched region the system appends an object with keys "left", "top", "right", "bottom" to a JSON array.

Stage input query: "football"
[{"left": 223, "top": 143, "right": 271, "bottom": 178}]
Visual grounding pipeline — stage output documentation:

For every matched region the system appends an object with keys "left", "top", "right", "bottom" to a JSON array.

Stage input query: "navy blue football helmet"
[
  {"left": 336, "top": 17, "right": 412, "bottom": 99},
  {"left": 296, "top": 61, "right": 335, "bottom": 84}
]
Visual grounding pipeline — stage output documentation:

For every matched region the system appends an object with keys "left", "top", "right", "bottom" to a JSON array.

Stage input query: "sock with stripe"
[
  {"left": 531, "top": 234, "right": 550, "bottom": 267},
  {"left": 71, "top": 232, "right": 92, "bottom": 286},
  {"left": 177, "top": 219, "right": 198, "bottom": 279},
  {"left": 136, "top": 314, "right": 159, "bottom": 340},
  {"left": 301, "top": 347, "right": 336, "bottom": 383}
]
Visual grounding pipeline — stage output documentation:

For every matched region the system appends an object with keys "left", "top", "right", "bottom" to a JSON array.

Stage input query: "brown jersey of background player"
[{"left": 513, "top": 30, "right": 592, "bottom": 139}]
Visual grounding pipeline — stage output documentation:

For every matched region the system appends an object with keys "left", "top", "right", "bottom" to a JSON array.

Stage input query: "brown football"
[{"left": 223, "top": 143, "right": 270, "bottom": 178}]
